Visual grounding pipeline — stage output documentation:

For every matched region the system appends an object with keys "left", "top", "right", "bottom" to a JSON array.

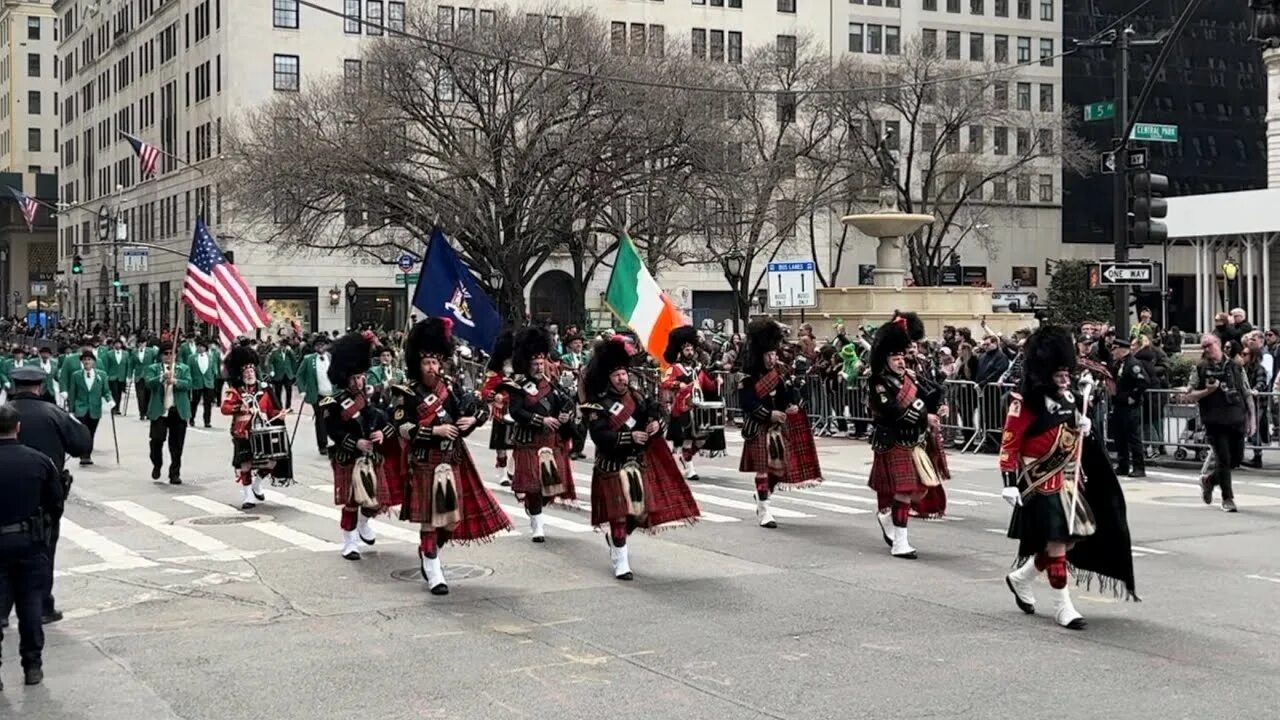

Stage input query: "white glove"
[
  {"left": 1002, "top": 487, "right": 1022, "bottom": 508},
  {"left": 1078, "top": 417, "right": 1092, "bottom": 437}
]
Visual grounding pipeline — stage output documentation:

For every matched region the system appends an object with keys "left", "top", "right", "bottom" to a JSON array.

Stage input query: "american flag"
[
  {"left": 121, "top": 131, "right": 161, "bottom": 179},
  {"left": 183, "top": 218, "right": 270, "bottom": 350},
  {"left": 7, "top": 187, "right": 37, "bottom": 231}
]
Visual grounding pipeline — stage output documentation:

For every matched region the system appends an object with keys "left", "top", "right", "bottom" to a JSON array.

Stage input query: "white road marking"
[
  {"left": 1130, "top": 545, "right": 1169, "bottom": 556},
  {"left": 567, "top": 472, "right": 740, "bottom": 523},
  {"left": 693, "top": 481, "right": 869, "bottom": 516},
  {"left": 496, "top": 502, "right": 594, "bottom": 533},
  {"left": 172, "top": 495, "right": 339, "bottom": 552},
  {"left": 102, "top": 500, "right": 245, "bottom": 560},
  {"left": 266, "top": 493, "right": 421, "bottom": 544},
  {"left": 60, "top": 518, "right": 156, "bottom": 570},
  {"left": 1246, "top": 574, "right": 1280, "bottom": 584}
]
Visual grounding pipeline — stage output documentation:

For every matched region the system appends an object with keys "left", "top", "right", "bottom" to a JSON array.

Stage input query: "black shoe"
[
  {"left": 1200, "top": 476, "right": 1213, "bottom": 505},
  {"left": 204, "top": 423, "right": 212, "bottom": 429},
  {"left": 252, "top": 490, "right": 265, "bottom": 502},
  {"left": 24, "top": 667, "right": 42, "bottom": 686},
  {"left": 42, "top": 609, "right": 63, "bottom": 625},
  {"left": 1128, "top": 469, "right": 1146, "bottom": 478},
  {"left": 80, "top": 458, "right": 93, "bottom": 467},
  {"left": 151, "top": 466, "right": 162, "bottom": 480},
  {"left": 169, "top": 477, "right": 182, "bottom": 485},
  {"left": 1222, "top": 499, "right": 1238, "bottom": 513},
  {"left": 1246, "top": 457, "right": 1263, "bottom": 469},
  {"left": 1115, "top": 467, "right": 1130, "bottom": 477}
]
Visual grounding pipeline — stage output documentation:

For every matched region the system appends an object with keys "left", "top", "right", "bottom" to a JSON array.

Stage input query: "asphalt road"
[{"left": 5, "top": 405, "right": 1279, "bottom": 719}]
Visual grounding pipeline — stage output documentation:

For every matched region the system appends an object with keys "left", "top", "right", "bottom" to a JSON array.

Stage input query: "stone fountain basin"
[{"left": 841, "top": 212, "right": 935, "bottom": 238}]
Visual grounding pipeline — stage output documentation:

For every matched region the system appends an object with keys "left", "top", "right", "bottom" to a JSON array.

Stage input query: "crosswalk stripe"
[
  {"left": 305, "top": 484, "right": 526, "bottom": 536},
  {"left": 172, "top": 495, "right": 339, "bottom": 552},
  {"left": 691, "top": 481, "right": 869, "bottom": 516},
  {"left": 266, "top": 494, "right": 421, "bottom": 545},
  {"left": 102, "top": 500, "right": 240, "bottom": 558},
  {"left": 1130, "top": 545, "right": 1169, "bottom": 555},
  {"left": 60, "top": 518, "right": 157, "bottom": 570},
  {"left": 496, "top": 502, "right": 594, "bottom": 533},
  {"left": 567, "top": 472, "right": 740, "bottom": 523}
]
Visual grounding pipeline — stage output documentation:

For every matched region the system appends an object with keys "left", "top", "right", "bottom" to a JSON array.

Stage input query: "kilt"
[
  {"left": 231, "top": 437, "right": 253, "bottom": 468},
  {"left": 383, "top": 441, "right": 408, "bottom": 508},
  {"left": 332, "top": 458, "right": 393, "bottom": 508},
  {"left": 926, "top": 417, "right": 951, "bottom": 481},
  {"left": 738, "top": 412, "right": 823, "bottom": 488},
  {"left": 489, "top": 420, "right": 513, "bottom": 451},
  {"left": 511, "top": 429, "right": 577, "bottom": 502},
  {"left": 406, "top": 445, "right": 513, "bottom": 543},
  {"left": 868, "top": 444, "right": 944, "bottom": 513},
  {"left": 591, "top": 442, "right": 700, "bottom": 531}
]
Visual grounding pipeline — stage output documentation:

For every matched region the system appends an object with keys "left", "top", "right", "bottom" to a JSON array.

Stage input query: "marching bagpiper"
[
  {"left": 866, "top": 316, "right": 947, "bottom": 559},
  {"left": 391, "top": 317, "right": 512, "bottom": 595},
  {"left": 479, "top": 330, "right": 515, "bottom": 486},
  {"left": 660, "top": 325, "right": 725, "bottom": 481},
  {"left": 503, "top": 327, "right": 578, "bottom": 542},
  {"left": 582, "top": 339, "right": 701, "bottom": 580},
  {"left": 737, "top": 319, "right": 823, "bottom": 529},
  {"left": 321, "top": 331, "right": 397, "bottom": 561},
  {"left": 221, "top": 344, "right": 293, "bottom": 509},
  {"left": 1000, "top": 326, "right": 1138, "bottom": 629}
]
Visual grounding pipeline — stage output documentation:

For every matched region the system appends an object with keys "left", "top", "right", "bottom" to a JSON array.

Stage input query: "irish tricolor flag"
[{"left": 604, "top": 234, "right": 686, "bottom": 364}]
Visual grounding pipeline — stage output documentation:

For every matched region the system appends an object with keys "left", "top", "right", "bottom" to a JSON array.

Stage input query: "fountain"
[{"left": 841, "top": 187, "right": 935, "bottom": 288}]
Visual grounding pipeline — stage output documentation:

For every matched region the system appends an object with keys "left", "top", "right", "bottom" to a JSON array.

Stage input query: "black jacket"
[
  {"left": 9, "top": 391, "right": 93, "bottom": 472},
  {"left": 0, "top": 439, "right": 63, "bottom": 542}
]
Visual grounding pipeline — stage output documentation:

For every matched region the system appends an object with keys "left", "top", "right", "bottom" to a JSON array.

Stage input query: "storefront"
[
  {"left": 259, "top": 286, "right": 319, "bottom": 337},
  {"left": 350, "top": 287, "right": 408, "bottom": 331}
]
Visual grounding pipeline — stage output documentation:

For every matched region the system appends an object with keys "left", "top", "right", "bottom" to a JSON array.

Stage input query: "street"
[{"left": 6, "top": 408, "right": 1280, "bottom": 719}]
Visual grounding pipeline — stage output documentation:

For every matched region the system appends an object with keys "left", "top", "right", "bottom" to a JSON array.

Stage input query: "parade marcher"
[
  {"left": 392, "top": 318, "right": 511, "bottom": 594},
  {"left": 8, "top": 366, "right": 91, "bottom": 625},
  {"left": 661, "top": 325, "right": 725, "bottom": 481},
  {"left": 479, "top": 331, "right": 515, "bottom": 486},
  {"left": 366, "top": 344, "right": 403, "bottom": 411},
  {"left": 866, "top": 317, "right": 947, "bottom": 559},
  {"left": 559, "top": 332, "right": 590, "bottom": 459},
  {"left": 504, "top": 327, "right": 578, "bottom": 542},
  {"left": 582, "top": 338, "right": 701, "bottom": 580},
  {"left": 1000, "top": 326, "right": 1139, "bottom": 629},
  {"left": 128, "top": 336, "right": 158, "bottom": 421},
  {"left": 28, "top": 344, "right": 60, "bottom": 402},
  {"left": 188, "top": 338, "right": 220, "bottom": 429},
  {"left": 66, "top": 349, "right": 113, "bottom": 466},
  {"left": 298, "top": 335, "right": 335, "bottom": 456},
  {"left": 1108, "top": 338, "right": 1151, "bottom": 477},
  {"left": 0, "top": 403, "right": 63, "bottom": 687},
  {"left": 144, "top": 341, "right": 192, "bottom": 484},
  {"left": 100, "top": 338, "right": 128, "bottom": 413},
  {"left": 321, "top": 331, "right": 396, "bottom": 560},
  {"left": 738, "top": 319, "right": 823, "bottom": 529},
  {"left": 268, "top": 339, "right": 297, "bottom": 410},
  {"left": 0, "top": 346, "right": 27, "bottom": 404},
  {"left": 222, "top": 345, "right": 293, "bottom": 509}
]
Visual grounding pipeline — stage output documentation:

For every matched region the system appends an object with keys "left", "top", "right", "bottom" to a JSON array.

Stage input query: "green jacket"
[
  {"left": 176, "top": 341, "right": 200, "bottom": 368},
  {"left": 98, "top": 347, "right": 130, "bottom": 382},
  {"left": 188, "top": 349, "right": 222, "bottom": 390},
  {"left": 296, "top": 352, "right": 335, "bottom": 405},
  {"left": 25, "top": 356, "right": 61, "bottom": 396},
  {"left": 366, "top": 364, "right": 405, "bottom": 391},
  {"left": 127, "top": 346, "right": 158, "bottom": 381},
  {"left": 58, "top": 353, "right": 81, "bottom": 395},
  {"left": 68, "top": 369, "right": 114, "bottom": 419},
  {"left": 143, "top": 361, "right": 193, "bottom": 421},
  {"left": 269, "top": 347, "right": 297, "bottom": 381}
]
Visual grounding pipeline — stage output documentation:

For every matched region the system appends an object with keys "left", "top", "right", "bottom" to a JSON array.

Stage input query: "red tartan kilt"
[
  {"left": 927, "top": 417, "right": 951, "bottom": 481},
  {"left": 331, "top": 459, "right": 392, "bottom": 508},
  {"left": 738, "top": 413, "right": 823, "bottom": 487},
  {"left": 407, "top": 446, "right": 513, "bottom": 542},
  {"left": 383, "top": 443, "right": 408, "bottom": 508},
  {"left": 511, "top": 431, "right": 577, "bottom": 502},
  {"left": 868, "top": 445, "right": 932, "bottom": 497},
  {"left": 591, "top": 443, "right": 700, "bottom": 530}
]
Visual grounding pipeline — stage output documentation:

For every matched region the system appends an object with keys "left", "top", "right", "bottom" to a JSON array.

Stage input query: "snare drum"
[
  {"left": 691, "top": 400, "right": 726, "bottom": 437},
  {"left": 249, "top": 424, "right": 291, "bottom": 463}
]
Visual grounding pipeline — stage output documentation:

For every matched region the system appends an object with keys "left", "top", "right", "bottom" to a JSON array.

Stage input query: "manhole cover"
[
  {"left": 391, "top": 563, "right": 494, "bottom": 583},
  {"left": 183, "top": 514, "right": 266, "bottom": 526}
]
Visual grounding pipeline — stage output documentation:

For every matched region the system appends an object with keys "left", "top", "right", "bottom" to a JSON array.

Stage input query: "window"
[
  {"left": 994, "top": 35, "right": 1008, "bottom": 63},
  {"left": 993, "top": 126, "right": 1008, "bottom": 154},
  {"left": 649, "top": 25, "right": 665, "bottom": 58},
  {"left": 1039, "top": 38, "right": 1053, "bottom": 66},
  {"left": 27, "top": 91, "right": 40, "bottom": 114},
  {"left": 28, "top": 128, "right": 41, "bottom": 152},
  {"left": 884, "top": 120, "right": 900, "bottom": 149},
  {"left": 710, "top": 30, "right": 724, "bottom": 61},
  {"left": 1016, "top": 175, "right": 1030, "bottom": 202},
  {"left": 922, "top": 29, "right": 937, "bottom": 55},
  {"left": 273, "top": 0, "right": 299, "bottom": 28},
  {"left": 946, "top": 0, "right": 960, "bottom": 11},
  {"left": 849, "top": 23, "right": 864, "bottom": 53},
  {"left": 1012, "top": 266, "right": 1038, "bottom": 286},
  {"left": 1017, "top": 0, "right": 1031, "bottom": 18},
  {"left": 632, "top": 24, "right": 648, "bottom": 57},
  {"left": 967, "top": 173, "right": 984, "bottom": 200},
  {"left": 971, "top": 0, "right": 984, "bottom": 13},
  {"left": 344, "top": 59, "right": 361, "bottom": 91},
  {"left": 969, "top": 125, "right": 983, "bottom": 152},
  {"left": 867, "top": 25, "right": 882, "bottom": 54},
  {"left": 611, "top": 22, "right": 626, "bottom": 55},
  {"left": 1039, "top": 83, "right": 1053, "bottom": 111},
  {"left": 924, "top": 0, "right": 937, "bottom": 10},
  {"left": 994, "top": 82, "right": 1008, "bottom": 108},
  {"left": 993, "top": 178, "right": 1008, "bottom": 200},
  {"left": 1040, "top": 0, "right": 1053, "bottom": 20},
  {"left": 1016, "top": 128, "right": 1030, "bottom": 154},
  {"left": 945, "top": 31, "right": 960, "bottom": 59},
  {"left": 969, "top": 32, "right": 984, "bottom": 61},
  {"left": 995, "top": 0, "right": 1008, "bottom": 16},
  {"left": 692, "top": 28, "right": 706, "bottom": 60},
  {"left": 345, "top": 0, "right": 362, "bottom": 33},
  {"left": 367, "top": 1, "right": 383, "bottom": 35},
  {"left": 922, "top": 123, "right": 937, "bottom": 153},
  {"left": 27, "top": 17, "right": 40, "bottom": 40},
  {"left": 777, "top": 0, "right": 796, "bottom": 11},
  {"left": 777, "top": 34, "right": 796, "bottom": 67},
  {"left": 776, "top": 91, "right": 796, "bottom": 123},
  {"left": 1016, "top": 82, "right": 1030, "bottom": 110},
  {"left": 273, "top": 54, "right": 299, "bottom": 91},
  {"left": 1017, "top": 36, "right": 1031, "bottom": 63},
  {"left": 728, "top": 31, "right": 742, "bottom": 63},
  {"left": 27, "top": 53, "right": 40, "bottom": 77},
  {"left": 388, "top": 2, "right": 405, "bottom": 32},
  {"left": 1037, "top": 129, "right": 1053, "bottom": 152},
  {"left": 885, "top": 26, "right": 900, "bottom": 55}
]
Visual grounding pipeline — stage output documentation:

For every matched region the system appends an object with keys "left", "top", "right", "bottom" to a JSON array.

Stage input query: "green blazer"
[
  {"left": 188, "top": 349, "right": 221, "bottom": 390},
  {"left": 269, "top": 347, "right": 296, "bottom": 381},
  {"left": 143, "top": 361, "right": 193, "bottom": 421},
  {"left": 25, "top": 357, "right": 61, "bottom": 396},
  {"left": 127, "top": 346, "right": 158, "bottom": 381},
  {"left": 176, "top": 341, "right": 200, "bottom": 368},
  {"left": 68, "top": 369, "right": 114, "bottom": 419},
  {"left": 366, "top": 364, "right": 405, "bottom": 390},
  {"left": 295, "top": 352, "right": 331, "bottom": 405},
  {"left": 58, "top": 353, "right": 81, "bottom": 395},
  {"left": 98, "top": 347, "right": 130, "bottom": 382}
]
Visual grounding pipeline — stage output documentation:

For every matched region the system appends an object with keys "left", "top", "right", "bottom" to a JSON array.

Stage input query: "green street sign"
[
  {"left": 1084, "top": 101, "right": 1115, "bottom": 122},
  {"left": 1130, "top": 123, "right": 1178, "bottom": 143},
  {"left": 395, "top": 273, "right": 419, "bottom": 285}
]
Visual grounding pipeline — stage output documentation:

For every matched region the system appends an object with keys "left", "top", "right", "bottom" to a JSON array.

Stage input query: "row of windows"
[
  {"left": 866, "top": 118, "right": 1054, "bottom": 158},
  {"left": 611, "top": 23, "right": 667, "bottom": 58},
  {"left": 929, "top": 171, "right": 1055, "bottom": 203},
  {"left": 922, "top": 28, "right": 1053, "bottom": 66},
  {"left": 923, "top": 0, "right": 1053, "bottom": 21},
  {"left": 336, "top": 0, "right": 407, "bottom": 34}
]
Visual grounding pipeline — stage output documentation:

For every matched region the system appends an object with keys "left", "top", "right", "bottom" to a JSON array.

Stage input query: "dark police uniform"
[
  {"left": 0, "top": 435, "right": 63, "bottom": 686},
  {"left": 1109, "top": 340, "right": 1151, "bottom": 477}
]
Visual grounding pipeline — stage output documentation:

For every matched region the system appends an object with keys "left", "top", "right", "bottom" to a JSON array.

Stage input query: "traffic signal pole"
[{"left": 1112, "top": 28, "right": 1132, "bottom": 339}]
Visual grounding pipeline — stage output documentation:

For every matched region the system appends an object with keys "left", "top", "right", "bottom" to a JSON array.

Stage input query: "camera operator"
[{"left": 1185, "top": 334, "right": 1253, "bottom": 512}]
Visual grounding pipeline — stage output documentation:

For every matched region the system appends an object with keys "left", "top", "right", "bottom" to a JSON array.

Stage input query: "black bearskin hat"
[
  {"left": 892, "top": 310, "right": 926, "bottom": 342},
  {"left": 511, "top": 326, "right": 553, "bottom": 376},
  {"left": 742, "top": 318, "right": 784, "bottom": 376},
  {"left": 583, "top": 337, "right": 632, "bottom": 398},
  {"left": 486, "top": 330, "right": 515, "bottom": 373},
  {"left": 225, "top": 345, "right": 260, "bottom": 384},
  {"left": 1020, "top": 325, "right": 1077, "bottom": 397},
  {"left": 663, "top": 325, "right": 700, "bottom": 365},
  {"left": 326, "top": 331, "right": 374, "bottom": 387},
  {"left": 405, "top": 317, "right": 455, "bottom": 384},
  {"left": 869, "top": 319, "right": 912, "bottom": 375}
]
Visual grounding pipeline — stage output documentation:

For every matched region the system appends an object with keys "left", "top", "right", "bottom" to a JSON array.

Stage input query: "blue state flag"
[{"left": 412, "top": 228, "right": 502, "bottom": 352}]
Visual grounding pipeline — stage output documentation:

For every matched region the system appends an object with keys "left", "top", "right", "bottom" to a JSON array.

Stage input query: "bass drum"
[{"left": 691, "top": 400, "right": 727, "bottom": 454}]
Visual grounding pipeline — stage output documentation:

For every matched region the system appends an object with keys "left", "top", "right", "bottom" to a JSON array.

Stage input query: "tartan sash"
[
  {"left": 416, "top": 382, "right": 451, "bottom": 427},
  {"left": 753, "top": 369, "right": 782, "bottom": 398},
  {"left": 339, "top": 392, "right": 367, "bottom": 422},
  {"left": 605, "top": 391, "right": 638, "bottom": 433}
]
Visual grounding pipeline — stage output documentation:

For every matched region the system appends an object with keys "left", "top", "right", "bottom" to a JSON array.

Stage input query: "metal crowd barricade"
[
  {"left": 939, "top": 379, "right": 982, "bottom": 453},
  {"left": 1137, "top": 387, "right": 1279, "bottom": 461}
]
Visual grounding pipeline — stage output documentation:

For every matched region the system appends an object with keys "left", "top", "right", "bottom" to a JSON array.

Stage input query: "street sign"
[
  {"left": 1127, "top": 148, "right": 1148, "bottom": 170},
  {"left": 1098, "top": 261, "right": 1154, "bottom": 285},
  {"left": 97, "top": 206, "right": 111, "bottom": 241},
  {"left": 1099, "top": 151, "right": 1117, "bottom": 175},
  {"left": 1129, "top": 123, "right": 1178, "bottom": 143},
  {"left": 29, "top": 282, "right": 48, "bottom": 297},
  {"left": 1084, "top": 101, "right": 1115, "bottom": 122},
  {"left": 395, "top": 272, "right": 419, "bottom": 285},
  {"left": 766, "top": 260, "right": 817, "bottom": 309},
  {"left": 122, "top": 247, "right": 149, "bottom": 272},
  {"left": 396, "top": 254, "right": 416, "bottom": 272}
]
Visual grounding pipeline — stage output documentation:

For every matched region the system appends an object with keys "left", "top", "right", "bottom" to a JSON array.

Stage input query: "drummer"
[
  {"left": 222, "top": 344, "right": 293, "bottom": 509},
  {"left": 660, "top": 325, "right": 724, "bottom": 481}
]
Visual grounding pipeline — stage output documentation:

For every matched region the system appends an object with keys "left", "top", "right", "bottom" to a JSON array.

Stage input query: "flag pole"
[{"left": 118, "top": 131, "right": 206, "bottom": 175}]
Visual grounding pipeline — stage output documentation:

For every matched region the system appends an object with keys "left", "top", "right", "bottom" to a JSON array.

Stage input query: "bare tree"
[{"left": 833, "top": 41, "right": 1093, "bottom": 286}]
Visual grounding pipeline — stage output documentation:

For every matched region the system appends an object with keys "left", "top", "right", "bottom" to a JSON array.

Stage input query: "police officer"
[
  {"left": 6, "top": 365, "right": 91, "bottom": 625},
  {"left": 0, "top": 402, "right": 64, "bottom": 687},
  {"left": 1109, "top": 338, "right": 1151, "bottom": 478}
]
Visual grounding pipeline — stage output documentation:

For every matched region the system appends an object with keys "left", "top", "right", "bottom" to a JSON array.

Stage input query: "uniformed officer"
[
  {"left": 6, "top": 365, "right": 91, "bottom": 625},
  {"left": 1108, "top": 338, "right": 1151, "bottom": 478},
  {"left": 0, "top": 402, "right": 64, "bottom": 687}
]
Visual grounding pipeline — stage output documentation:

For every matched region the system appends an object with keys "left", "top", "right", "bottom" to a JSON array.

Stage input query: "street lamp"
[
  {"left": 724, "top": 252, "right": 745, "bottom": 329},
  {"left": 1222, "top": 258, "right": 1240, "bottom": 310},
  {"left": 328, "top": 286, "right": 341, "bottom": 307}
]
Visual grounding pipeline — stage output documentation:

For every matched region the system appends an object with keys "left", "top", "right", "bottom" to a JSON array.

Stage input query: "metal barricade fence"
[{"left": 1136, "top": 387, "right": 1279, "bottom": 461}]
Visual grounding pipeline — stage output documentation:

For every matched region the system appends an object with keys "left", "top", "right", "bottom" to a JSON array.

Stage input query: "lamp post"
[
  {"left": 1222, "top": 258, "right": 1239, "bottom": 311},
  {"left": 489, "top": 269, "right": 505, "bottom": 322},
  {"left": 725, "top": 252, "right": 744, "bottom": 330},
  {"left": 344, "top": 279, "right": 359, "bottom": 329}
]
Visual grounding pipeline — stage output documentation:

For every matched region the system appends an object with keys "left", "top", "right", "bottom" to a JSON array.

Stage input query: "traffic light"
[
  {"left": 1129, "top": 171, "right": 1169, "bottom": 248},
  {"left": 112, "top": 274, "right": 121, "bottom": 288},
  {"left": 71, "top": 254, "right": 83, "bottom": 274}
]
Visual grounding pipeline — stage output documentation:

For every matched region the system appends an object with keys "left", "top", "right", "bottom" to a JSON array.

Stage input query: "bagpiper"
[
  {"left": 321, "top": 331, "right": 397, "bottom": 561},
  {"left": 866, "top": 315, "right": 948, "bottom": 559},
  {"left": 737, "top": 319, "right": 823, "bottom": 529},
  {"left": 479, "top": 330, "right": 515, "bottom": 486},
  {"left": 1000, "top": 326, "right": 1138, "bottom": 629},
  {"left": 582, "top": 338, "right": 701, "bottom": 580},
  {"left": 221, "top": 345, "right": 293, "bottom": 509},
  {"left": 503, "top": 327, "right": 578, "bottom": 542},
  {"left": 391, "top": 317, "right": 512, "bottom": 595},
  {"left": 660, "top": 325, "right": 725, "bottom": 481}
]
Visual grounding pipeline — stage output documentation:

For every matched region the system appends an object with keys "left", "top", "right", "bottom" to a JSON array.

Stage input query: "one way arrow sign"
[{"left": 1099, "top": 261, "right": 1154, "bottom": 285}]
